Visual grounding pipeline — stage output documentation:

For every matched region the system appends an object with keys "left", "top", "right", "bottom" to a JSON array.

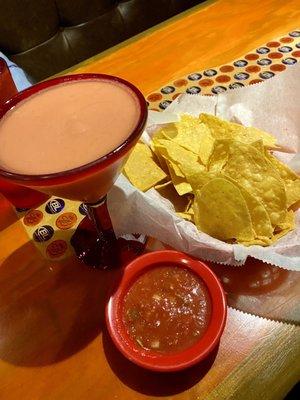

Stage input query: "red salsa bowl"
[{"left": 106, "top": 250, "right": 227, "bottom": 372}]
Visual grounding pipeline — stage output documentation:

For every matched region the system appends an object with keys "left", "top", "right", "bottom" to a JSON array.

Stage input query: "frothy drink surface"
[{"left": 0, "top": 79, "right": 140, "bottom": 174}]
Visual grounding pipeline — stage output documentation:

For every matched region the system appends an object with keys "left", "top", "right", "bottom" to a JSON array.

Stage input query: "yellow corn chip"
[
  {"left": 222, "top": 141, "right": 287, "bottom": 227},
  {"left": 193, "top": 178, "right": 254, "bottom": 241},
  {"left": 239, "top": 237, "right": 273, "bottom": 247},
  {"left": 156, "top": 139, "right": 199, "bottom": 167},
  {"left": 154, "top": 181, "right": 172, "bottom": 190},
  {"left": 286, "top": 180, "right": 300, "bottom": 210},
  {"left": 222, "top": 173, "right": 273, "bottom": 239},
  {"left": 124, "top": 142, "right": 167, "bottom": 191},
  {"left": 265, "top": 152, "right": 300, "bottom": 209},
  {"left": 275, "top": 209, "right": 295, "bottom": 231},
  {"left": 162, "top": 115, "right": 214, "bottom": 165},
  {"left": 176, "top": 212, "right": 194, "bottom": 222},
  {"left": 153, "top": 143, "right": 185, "bottom": 178},
  {"left": 207, "top": 139, "right": 231, "bottom": 172},
  {"left": 167, "top": 161, "right": 192, "bottom": 196},
  {"left": 266, "top": 152, "right": 299, "bottom": 181},
  {"left": 200, "top": 113, "right": 277, "bottom": 149},
  {"left": 183, "top": 167, "right": 218, "bottom": 192},
  {"left": 150, "top": 144, "right": 169, "bottom": 174}
]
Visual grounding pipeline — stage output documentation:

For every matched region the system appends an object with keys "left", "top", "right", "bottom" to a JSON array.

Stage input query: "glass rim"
[{"left": 0, "top": 73, "right": 148, "bottom": 184}]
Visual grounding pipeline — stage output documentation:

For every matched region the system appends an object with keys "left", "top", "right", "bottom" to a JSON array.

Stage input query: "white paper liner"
[{"left": 108, "top": 64, "right": 300, "bottom": 271}]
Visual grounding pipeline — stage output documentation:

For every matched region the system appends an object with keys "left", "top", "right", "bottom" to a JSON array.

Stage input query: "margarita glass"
[{"left": 0, "top": 74, "right": 148, "bottom": 267}]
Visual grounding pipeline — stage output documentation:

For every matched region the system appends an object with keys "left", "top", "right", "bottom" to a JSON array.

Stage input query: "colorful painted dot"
[
  {"left": 249, "top": 79, "right": 263, "bottom": 85},
  {"left": 259, "top": 71, "right": 275, "bottom": 79},
  {"left": 289, "top": 31, "right": 300, "bottom": 37},
  {"left": 173, "top": 79, "right": 188, "bottom": 87},
  {"left": 268, "top": 52, "right": 283, "bottom": 59},
  {"left": 33, "top": 225, "right": 54, "bottom": 242},
  {"left": 282, "top": 57, "right": 297, "bottom": 65},
  {"left": 24, "top": 209, "right": 43, "bottom": 226},
  {"left": 229, "top": 82, "right": 244, "bottom": 89},
  {"left": 233, "top": 60, "right": 248, "bottom": 67},
  {"left": 186, "top": 86, "right": 201, "bottom": 94},
  {"left": 280, "top": 37, "right": 293, "bottom": 43},
  {"left": 161, "top": 86, "right": 175, "bottom": 94},
  {"left": 245, "top": 53, "right": 259, "bottom": 60},
  {"left": 270, "top": 64, "right": 286, "bottom": 72},
  {"left": 46, "top": 240, "right": 68, "bottom": 258},
  {"left": 199, "top": 79, "right": 214, "bottom": 87},
  {"left": 245, "top": 65, "right": 261, "bottom": 73},
  {"left": 188, "top": 73, "right": 202, "bottom": 80},
  {"left": 216, "top": 75, "right": 231, "bottom": 83},
  {"left": 234, "top": 72, "right": 250, "bottom": 80},
  {"left": 159, "top": 100, "right": 172, "bottom": 110},
  {"left": 56, "top": 212, "right": 77, "bottom": 230},
  {"left": 256, "top": 47, "right": 270, "bottom": 54},
  {"left": 147, "top": 93, "right": 162, "bottom": 102},
  {"left": 45, "top": 198, "right": 65, "bottom": 214},
  {"left": 266, "top": 41, "right": 281, "bottom": 47},
  {"left": 278, "top": 46, "right": 292, "bottom": 53},
  {"left": 257, "top": 58, "right": 272, "bottom": 66},
  {"left": 79, "top": 203, "right": 88, "bottom": 215},
  {"left": 219, "top": 65, "right": 234, "bottom": 72},
  {"left": 203, "top": 69, "right": 217, "bottom": 77},
  {"left": 211, "top": 86, "right": 227, "bottom": 94}
]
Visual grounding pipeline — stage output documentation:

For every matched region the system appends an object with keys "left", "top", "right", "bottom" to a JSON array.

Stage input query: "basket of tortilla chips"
[{"left": 124, "top": 113, "right": 300, "bottom": 248}]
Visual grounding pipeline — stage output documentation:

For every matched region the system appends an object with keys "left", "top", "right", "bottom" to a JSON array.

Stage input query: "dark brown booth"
[{"left": 0, "top": 0, "right": 204, "bottom": 81}]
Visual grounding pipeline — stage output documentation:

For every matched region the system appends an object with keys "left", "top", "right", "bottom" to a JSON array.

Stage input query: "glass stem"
[{"left": 85, "top": 195, "right": 119, "bottom": 268}]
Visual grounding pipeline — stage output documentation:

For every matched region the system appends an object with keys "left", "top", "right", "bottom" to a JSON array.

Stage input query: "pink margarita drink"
[{"left": 0, "top": 76, "right": 146, "bottom": 203}]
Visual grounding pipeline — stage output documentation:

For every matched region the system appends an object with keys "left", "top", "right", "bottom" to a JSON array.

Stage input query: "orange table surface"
[
  {"left": 1, "top": 1, "right": 300, "bottom": 399},
  {"left": 67, "top": 0, "right": 300, "bottom": 95}
]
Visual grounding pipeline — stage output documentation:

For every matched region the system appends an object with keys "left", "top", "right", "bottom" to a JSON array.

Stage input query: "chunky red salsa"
[{"left": 122, "top": 265, "right": 212, "bottom": 353}]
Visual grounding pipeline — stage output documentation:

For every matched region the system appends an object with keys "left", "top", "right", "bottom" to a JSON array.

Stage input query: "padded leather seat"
[{"left": 0, "top": 0, "right": 203, "bottom": 81}]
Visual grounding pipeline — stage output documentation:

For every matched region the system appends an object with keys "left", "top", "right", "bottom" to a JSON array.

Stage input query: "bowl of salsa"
[{"left": 106, "top": 250, "right": 227, "bottom": 372}]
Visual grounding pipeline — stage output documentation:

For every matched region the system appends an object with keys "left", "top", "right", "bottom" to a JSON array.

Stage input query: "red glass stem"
[
  {"left": 86, "top": 196, "right": 115, "bottom": 232},
  {"left": 85, "top": 196, "right": 119, "bottom": 268}
]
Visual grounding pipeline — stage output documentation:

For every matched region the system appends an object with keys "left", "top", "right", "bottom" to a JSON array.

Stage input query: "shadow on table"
[
  {"left": 207, "top": 258, "right": 300, "bottom": 324},
  {"left": 0, "top": 240, "right": 122, "bottom": 367},
  {"left": 0, "top": 195, "right": 21, "bottom": 231},
  {"left": 102, "top": 328, "right": 218, "bottom": 397}
]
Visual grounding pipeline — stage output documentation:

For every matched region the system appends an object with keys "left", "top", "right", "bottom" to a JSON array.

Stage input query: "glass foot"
[
  {"left": 70, "top": 215, "right": 146, "bottom": 268},
  {"left": 70, "top": 215, "right": 117, "bottom": 268}
]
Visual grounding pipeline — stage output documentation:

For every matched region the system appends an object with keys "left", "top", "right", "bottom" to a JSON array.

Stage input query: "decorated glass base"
[{"left": 71, "top": 196, "right": 146, "bottom": 268}]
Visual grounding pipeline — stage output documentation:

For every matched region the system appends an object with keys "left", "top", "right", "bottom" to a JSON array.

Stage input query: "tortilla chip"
[
  {"left": 222, "top": 173, "right": 273, "bottom": 239},
  {"left": 124, "top": 142, "right": 167, "bottom": 191},
  {"left": 193, "top": 178, "right": 254, "bottom": 241},
  {"left": 222, "top": 141, "right": 287, "bottom": 227},
  {"left": 200, "top": 113, "right": 277, "bottom": 149},
  {"left": 176, "top": 212, "right": 194, "bottom": 222},
  {"left": 265, "top": 152, "right": 300, "bottom": 209},
  {"left": 162, "top": 115, "right": 214, "bottom": 165},
  {"left": 207, "top": 139, "right": 231, "bottom": 172},
  {"left": 167, "top": 161, "right": 192, "bottom": 196}
]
